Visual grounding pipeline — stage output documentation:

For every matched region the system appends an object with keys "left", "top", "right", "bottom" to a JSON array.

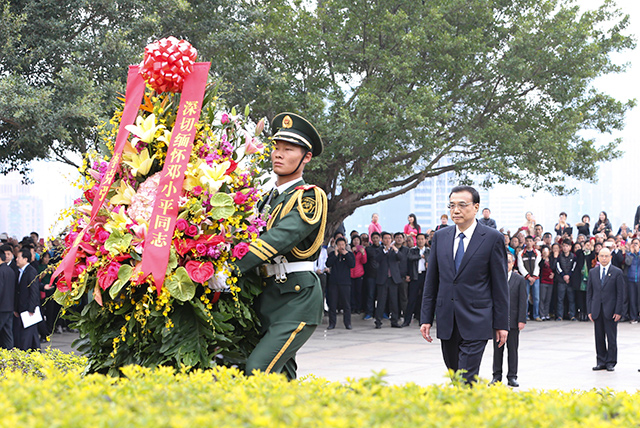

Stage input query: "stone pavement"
[{"left": 47, "top": 316, "right": 640, "bottom": 391}]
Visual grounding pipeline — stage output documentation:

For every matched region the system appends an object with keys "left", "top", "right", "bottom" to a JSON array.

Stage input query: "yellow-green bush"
[{"left": 1, "top": 349, "right": 639, "bottom": 427}]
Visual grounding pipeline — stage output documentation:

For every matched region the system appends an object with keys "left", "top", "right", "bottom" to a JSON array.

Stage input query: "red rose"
[
  {"left": 94, "top": 227, "right": 110, "bottom": 244},
  {"left": 234, "top": 192, "right": 248, "bottom": 205},
  {"left": 84, "top": 186, "right": 98, "bottom": 203},
  {"left": 232, "top": 242, "right": 250, "bottom": 260},
  {"left": 175, "top": 219, "right": 189, "bottom": 232},
  {"left": 97, "top": 261, "right": 121, "bottom": 290},
  {"left": 192, "top": 186, "right": 203, "bottom": 196},
  {"left": 196, "top": 243, "right": 207, "bottom": 255},
  {"left": 185, "top": 224, "right": 199, "bottom": 237},
  {"left": 56, "top": 278, "right": 71, "bottom": 293}
]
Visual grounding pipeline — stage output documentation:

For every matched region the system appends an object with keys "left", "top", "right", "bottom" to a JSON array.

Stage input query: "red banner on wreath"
[
  {"left": 51, "top": 66, "right": 146, "bottom": 287},
  {"left": 139, "top": 62, "right": 211, "bottom": 293}
]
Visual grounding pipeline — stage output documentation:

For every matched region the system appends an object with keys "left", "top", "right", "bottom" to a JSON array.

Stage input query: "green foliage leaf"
[
  {"left": 165, "top": 267, "right": 196, "bottom": 302},
  {"left": 109, "top": 264, "right": 133, "bottom": 300}
]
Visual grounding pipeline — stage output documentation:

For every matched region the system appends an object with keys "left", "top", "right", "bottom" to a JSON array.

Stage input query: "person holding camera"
[{"left": 326, "top": 237, "right": 356, "bottom": 329}]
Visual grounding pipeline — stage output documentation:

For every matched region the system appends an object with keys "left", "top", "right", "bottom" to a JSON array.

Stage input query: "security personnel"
[{"left": 233, "top": 112, "right": 327, "bottom": 379}]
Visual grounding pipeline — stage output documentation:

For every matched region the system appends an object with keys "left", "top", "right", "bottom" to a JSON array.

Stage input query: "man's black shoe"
[
  {"left": 345, "top": 324, "right": 352, "bottom": 330},
  {"left": 606, "top": 365, "right": 615, "bottom": 372},
  {"left": 401, "top": 323, "right": 411, "bottom": 327},
  {"left": 489, "top": 377, "right": 501, "bottom": 385},
  {"left": 391, "top": 324, "right": 403, "bottom": 328},
  {"left": 507, "top": 379, "right": 519, "bottom": 387},
  {"left": 327, "top": 325, "right": 335, "bottom": 330},
  {"left": 374, "top": 324, "right": 382, "bottom": 329},
  {"left": 592, "top": 365, "right": 607, "bottom": 371}
]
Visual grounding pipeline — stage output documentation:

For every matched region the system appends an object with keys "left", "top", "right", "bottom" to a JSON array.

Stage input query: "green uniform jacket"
[{"left": 234, "top": 179, "right": 327, "bottom": 330}]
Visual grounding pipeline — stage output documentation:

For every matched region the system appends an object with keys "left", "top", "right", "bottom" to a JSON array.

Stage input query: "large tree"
[
  {"left": 215, "top": 0, "right": 635, "bottom": 236},
  {"left": 1, "top": 0, "right": 635, "bottom": 239},
  {"left": 0, "top": 0, "right": 248, "bottom": 177}
]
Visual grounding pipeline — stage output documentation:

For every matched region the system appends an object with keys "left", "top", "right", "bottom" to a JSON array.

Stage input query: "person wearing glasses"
[{"left": 420, "top": 185, "right": 509, "bottom": 384}]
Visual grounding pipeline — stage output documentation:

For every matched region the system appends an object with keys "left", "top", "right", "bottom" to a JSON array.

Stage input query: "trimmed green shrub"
[{"left": 0, "top": 349, "right": 638, "bottom": 427}]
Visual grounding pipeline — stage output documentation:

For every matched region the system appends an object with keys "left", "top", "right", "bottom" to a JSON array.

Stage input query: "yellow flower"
[
  {"left": 198, "top": 161, "right": 231, "bottom": 194},
  {"left": 125, "top": 114, "right": 165, "bottom": 144},
  {"left": 110, "top": 180, "right": 136, "bottom": 205},
  {"left": 105, "top": 209, "right": 132, "bottom": 232},
  {"left": 158, "top": 129, "right": 172, "bottom": 145},
  {"left": 123, "top": 148, "right": 156, "bottom": 177}
]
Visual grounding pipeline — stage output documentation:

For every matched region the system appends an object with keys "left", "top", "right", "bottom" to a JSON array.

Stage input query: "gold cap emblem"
[{"left": 282, "top": 115, "right": 293, "bottom": 128}]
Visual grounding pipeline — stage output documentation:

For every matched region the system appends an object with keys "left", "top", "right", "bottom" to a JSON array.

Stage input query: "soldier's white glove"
[{"left": 208, "top": 268, "right": 230, "bottom": 292}]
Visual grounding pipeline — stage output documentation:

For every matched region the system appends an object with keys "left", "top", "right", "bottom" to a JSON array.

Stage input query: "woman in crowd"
[
  {"left": 539, "top": 246, "right": 554, "bottom": 320},
  {"left": 350, "top": 235, "right": 368, "bottom": 314},
  {"left": 592, "top": 211, "right": 613, "bottom": 236},
  {"left": 435, "top": 214, "right": 449, "bottom": 230},
  {"left": 404, "top": 214, "right": 420, "bottom": 238},
  {"left": 576, "top": 214, "right": 591, "bottom": 237},
  {"left": 368, "top": 213, "right": 382, "bottom": 237}
]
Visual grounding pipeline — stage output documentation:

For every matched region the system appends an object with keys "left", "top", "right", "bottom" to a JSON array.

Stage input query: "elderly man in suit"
[
  {"left": 420, "top": 185, "right": 509, "bottom": 384},
  {"left": 374, "top": 232, "right": 403, "bottom": 329},
  {"left": 491, "top": 252, "right": 527, "bottom": 387},
  {"left": 587, "top": 247, "right": 625, "bottom": 371}
]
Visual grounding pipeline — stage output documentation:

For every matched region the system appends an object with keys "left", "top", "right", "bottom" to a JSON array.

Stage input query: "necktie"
[
  {"left": 454, "top": 232, "right": 465, "bottom": 272},
  {"left": 601, "top": 267, "right": 606, "bottom": 282}
]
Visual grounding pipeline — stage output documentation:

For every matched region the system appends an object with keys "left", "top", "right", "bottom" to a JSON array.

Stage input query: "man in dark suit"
[
  {"left": 0, "top": 251, "right": 16, "bottom": 349},
  {"left": 394, "top": 232, "right": 410, "bottom": 318},
  {"left": 420, "top": 185, "right": 509, "bottom": 384},
  {"left": 491, "top": 252, "right": 527, "bottom": 387},
  {"left": 326, "top": 237, "right": 356, "bottom": 329},
  {"left": 374, "top": 232, "right": 403, "bottom": 329},
  {"left": 403, "top": 233, "right": 429, "bottom": 327},
  {"left": 587, "top": 247, "right": 624, "bottom": 371},
  {"left": 14, "top": 247, "right": 41, "bottom": 351}
]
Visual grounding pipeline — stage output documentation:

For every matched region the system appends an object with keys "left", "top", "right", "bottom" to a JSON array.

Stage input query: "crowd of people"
[
  {"left": 316, "top": 207, "right": 640, "bottom": 330},
  {"left": 0, "top": 232, "right": 71, "bottom": 351}
]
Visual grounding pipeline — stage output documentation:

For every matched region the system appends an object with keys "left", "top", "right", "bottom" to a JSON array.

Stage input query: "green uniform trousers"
[{"left": 245, "top": 321, "right": 317, "bottom": 380}]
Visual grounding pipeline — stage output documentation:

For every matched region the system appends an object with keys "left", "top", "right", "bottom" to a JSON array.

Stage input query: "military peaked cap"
[{"left": 271, "top": 112, "right": 323, "bottom": 157}]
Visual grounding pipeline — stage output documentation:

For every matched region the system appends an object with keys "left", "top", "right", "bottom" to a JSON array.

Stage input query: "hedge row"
[{"left": 1, "top": 349, "right": 639, "bottom": 427}]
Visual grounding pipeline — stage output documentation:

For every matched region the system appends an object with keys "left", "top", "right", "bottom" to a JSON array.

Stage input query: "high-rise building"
[{"left": 0, "top": 177, "right": 44, "bottom": 239}]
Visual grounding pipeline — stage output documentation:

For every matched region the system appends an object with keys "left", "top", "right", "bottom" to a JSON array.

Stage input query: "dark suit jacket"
[
  {"left": 397, "top": 246, "right": 409, "bottom": 278},
  {"left": 375, "top": 246, "right": 402, "bottom": 285},
  {"left": 15, "top": 264, "right": 40, "bottom": 313},
  {"left": 420, "top": 221, "right": 509, "bottom": 341},
  {"left": 0, "top": 263, "right": 16, "bottom": 312},
  {"left": 508, "top": 272, "right": 527, "bottom": 330},
  {"left": 326, "top": 251, "right": 356, "bottom": 285},
  {"left": 408, "top": 247, "right": 429, "bottom": 281},
  {"left": 586, "top": 264, "right": 625, "bottom": 320}
]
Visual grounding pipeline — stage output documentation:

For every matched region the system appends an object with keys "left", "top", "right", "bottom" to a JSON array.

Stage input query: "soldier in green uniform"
[{"left": 232, "top": 112, "right": 327, "bottom": 380}]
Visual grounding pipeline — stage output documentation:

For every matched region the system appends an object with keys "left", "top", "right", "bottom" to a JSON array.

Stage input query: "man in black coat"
[
  {"left": 363, "top": 232, "right": 381, "bottom": 320},
  {"left": 375, "top": 232, "right": 403, "bottom": 329},
  {"left": 14, "top": 247, "right": 41, "bottom": 351},
  {"left": 492, "top": 253, "right": 527, "bottom": 387},
  {"left": 587, "top": 247, "right": 625, "bottom": 371},
  {"left": 421, "top": 185, "right": 509, "bottom": 384},
  {"left": 326, "top": 237, "right": 356, "bottom": 329},
  {"left": 403, "top": 233, "right": 429, "bottom": 327},
  {"left": 0, "top": 251, "right": 16, "bottom": 349},
  {"left": 394, "top": 232, "right": 410, "bottom": 318}
]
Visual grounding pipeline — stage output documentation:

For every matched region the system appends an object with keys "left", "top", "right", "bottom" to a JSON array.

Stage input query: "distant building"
[{"left": 0, "top": 177, "right": 44, "bottom": 239}]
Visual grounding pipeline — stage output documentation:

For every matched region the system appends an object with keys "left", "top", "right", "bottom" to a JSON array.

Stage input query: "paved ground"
[{"left": 47, "top": 316, "right": 640, "bottom": 391}]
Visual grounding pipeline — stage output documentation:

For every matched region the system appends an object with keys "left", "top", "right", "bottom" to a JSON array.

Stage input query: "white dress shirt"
[{"left": 453, "top": 220, "right": 478, "bottom": 260}]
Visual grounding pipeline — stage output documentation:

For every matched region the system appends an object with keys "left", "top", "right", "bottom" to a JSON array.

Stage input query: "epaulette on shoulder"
[{"left": 295, "top": 184, "right": 317, "bottom": 191}]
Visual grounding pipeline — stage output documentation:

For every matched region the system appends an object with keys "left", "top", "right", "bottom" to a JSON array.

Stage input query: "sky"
[{"left": 2, "top": 0, "right": 640, "bottom": 239}]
